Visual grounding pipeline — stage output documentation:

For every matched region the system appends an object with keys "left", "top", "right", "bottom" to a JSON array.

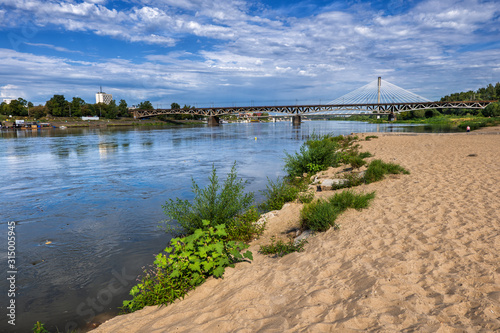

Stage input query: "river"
[{"left": 0, "top": 120, "right": 452, "bottom": 332}]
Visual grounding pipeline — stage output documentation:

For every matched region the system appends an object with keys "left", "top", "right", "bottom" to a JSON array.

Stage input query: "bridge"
[{"left": 131, "top": 78, "right": 495, "bottom": 125}]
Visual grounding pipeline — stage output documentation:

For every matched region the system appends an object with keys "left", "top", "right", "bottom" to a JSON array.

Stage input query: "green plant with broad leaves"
[
  {"left": 122, "top": 221, "right": 253, "bottom": 313},
  {"left": 162, "top": 163, "right": 254, "bottom": 235},
  {"left": 32, "top": 322, "right": 50, "bottom": 333}
]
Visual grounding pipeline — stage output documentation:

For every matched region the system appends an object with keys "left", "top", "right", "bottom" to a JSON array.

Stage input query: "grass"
[
  {"left": 300, "top": 190, "right": 375, "bottom": 232},
  {"left": 259, "top": 236, "right": 307, "bottom": 257},
  {"left": 364, "top": 159, "right": 410, "bottom": 184}
]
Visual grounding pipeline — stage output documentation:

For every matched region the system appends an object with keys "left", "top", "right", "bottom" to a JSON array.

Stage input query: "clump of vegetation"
[
  {"left": 32, "top": 322, "right": 50, "bottom": 333},
  {"left": 284, "top": 134, "right": 357, "bottom": 177},
  {"left": 259, "top": 236, "right": 307, "bottom": 257},
  {"left": 348, "top": 155, "right": 367, "bottom": 169},
  {"left": 259, "top": 177, "right": 302, "bottom": 211},
  {"left": 365, "top": 135, "right": 378, "bottom": 141},
  {"left": 301, "top": 190, "right": 375, "bottom": 232},
  {"left": 226, "top": 207, "right": 265, "bottom": 242},
  {"left": 364, "top": 159, "right": 410, "bottom": 184},
  {"left": 162, "top": 163, "right": 254, "bottom": 235},
  {"left": 122, "top": 221, "right": 252, "bottom": 313},
  {"left": 298, "top": 190, "right": 315, "bottom": 204}
]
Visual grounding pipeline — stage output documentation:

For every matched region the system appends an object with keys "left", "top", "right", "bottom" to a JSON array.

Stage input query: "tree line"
[{"left": 2, "top": 82, "right": 499, "bottom": 120}]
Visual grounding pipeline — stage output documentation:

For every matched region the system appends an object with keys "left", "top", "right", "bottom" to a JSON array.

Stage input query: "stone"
[
  {"left": 320, "top": 178, "right": 348, "bottom": 190},
  {"left": 294, "top": 230, "right": 313, "bottom": 245}
]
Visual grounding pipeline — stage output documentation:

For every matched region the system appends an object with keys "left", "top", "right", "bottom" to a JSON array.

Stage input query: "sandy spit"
[{"left": 94, "top": 130, "right": 500, "bottom": 332}]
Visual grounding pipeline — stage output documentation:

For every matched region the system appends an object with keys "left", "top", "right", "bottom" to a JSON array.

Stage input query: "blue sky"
[{"left": 0, "top": 0, "right": 499, "bottom": 107}]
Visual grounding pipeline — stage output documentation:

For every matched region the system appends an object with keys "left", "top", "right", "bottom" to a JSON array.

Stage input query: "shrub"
[
  {"left": 259, "top": 236, "right": 307, "bottom": 257},
  {"left": 365, "top": 135, "right": 378, "bottom": 141},
  {"left": 298, "top": 190, "right": 315, "bottom": 204},
  {"left": 364, "top": 160, "right": 410, "bottom": 184},
  {"left": 358, "top": 151, "right": 373, "bottom": 159},
  {"left": 162, "top": 163, "right": 254, "bottom": 235},
  {"left": 259, "top": 177, "right": 301, "bottom": 211},
  {"left": 348, "top": 155, "right": 367, "bottom": 169},
  {"left": 122, "top": 221, "right": 252, "bottom": 313},
  {"left": 284, "top": 134, "right": 341, "bottom": 177},
  {"left": 301, "top": 190, "right": 375, "bottom": 232},
  {"left": 226, "top": 207, "right": 265, "bottom": 242}
]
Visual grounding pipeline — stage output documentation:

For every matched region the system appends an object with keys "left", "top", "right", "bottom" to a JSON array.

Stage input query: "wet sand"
[{"left": 94, "top": 129, "right": 500, "bottom": 332}]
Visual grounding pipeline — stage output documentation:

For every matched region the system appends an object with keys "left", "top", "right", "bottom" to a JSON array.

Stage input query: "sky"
[{"left": 0, "top": 0, "right": 499, "bottom": 107}]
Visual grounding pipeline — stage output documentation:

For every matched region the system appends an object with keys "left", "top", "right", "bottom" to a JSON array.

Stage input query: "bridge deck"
[{"left": 131, "top": 100, "right": 495, "bottom": 119}]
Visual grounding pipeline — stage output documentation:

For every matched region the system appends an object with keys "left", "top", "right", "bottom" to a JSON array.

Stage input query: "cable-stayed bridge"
[{"left": 131, "top": 78, "right": 495, "bottom": 124}]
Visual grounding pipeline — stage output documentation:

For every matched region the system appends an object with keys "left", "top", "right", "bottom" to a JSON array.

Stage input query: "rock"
[
  {"left": 294, "top": 230, "right": 313, "bottom": 245},
  {"left": 320, "top": 178, "right": 348, "bottom": 190}
]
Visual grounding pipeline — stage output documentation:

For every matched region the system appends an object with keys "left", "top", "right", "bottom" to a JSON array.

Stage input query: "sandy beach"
[{"left": 94, "top": 128, "right": 500, "bottom": 332}]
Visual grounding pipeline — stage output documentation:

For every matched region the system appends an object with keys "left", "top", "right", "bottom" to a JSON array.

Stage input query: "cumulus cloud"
[{"left": 0, "top": 0, "right": 498, "bottom": 104}]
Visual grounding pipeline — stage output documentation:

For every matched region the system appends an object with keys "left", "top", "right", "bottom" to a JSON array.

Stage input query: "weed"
[
  {"left": 162, "top": 163, "right": 254, "bottom": 235},
  {"left": 259, "top": 236, "right": 307, "bottom": 257},
  {"left": 364, "top": 160, "right": 410, "bottom": 184},
  {"left": 298, "top": 190, "right": 315, "bottom": 204},
  {"left": 226, "top": 207, "right": 265, "bottom": 242},
  {"left": 348, "top": 155, "right": 367, "bottom": 169},
  {"left": 358, "top": 151, "right": 373, "bottom": 159},
  {"left": 365, "top": 135, "right": 378, "bottom": 141},
  {"left": 32, "top": 322, "right": 50, "bottom": 333},
  {"left": 301, "top": 190, "right": 375, "bottom": 232},
  {"left": 259, "top": 177, "right": 301, "bottom": 211},
  {"left": 122, "top": 221, "right": 252, "bottom": 313}
]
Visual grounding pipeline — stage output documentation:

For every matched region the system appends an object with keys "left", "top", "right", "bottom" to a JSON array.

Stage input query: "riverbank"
[
  {"left": 93, "top": 127, "right": 500, "bottom": 332},
  {"left": 0, "top": 116, "right": 205, "bottom": 128}
]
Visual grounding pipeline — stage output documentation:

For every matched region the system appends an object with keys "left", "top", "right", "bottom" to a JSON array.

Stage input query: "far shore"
[{"left": 92, "top": 126, "right": 500, "bottom": 332}]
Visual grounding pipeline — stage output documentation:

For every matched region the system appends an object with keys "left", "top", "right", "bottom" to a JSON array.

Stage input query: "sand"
[{"left": 94, "top": 129, "right": 500, "bottom": 332}]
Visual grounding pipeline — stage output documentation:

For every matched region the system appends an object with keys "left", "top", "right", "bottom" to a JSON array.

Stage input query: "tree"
[
  {"left": 138, "top": 101, "right": 154, "bottom": 110},
  {"left": 118, "top": 99, "right": 129, "bottom": 117},
  {"left": 171, "top": 103, "right": 180, "bottom": 109},
  {"left": 45, "top": 95, "right": 67, "bottom": 117},
  {"left": 482, "top": 102, "right": 500, "bottom": 117},
  {"left": 70, "top": 97, "right": 86, "bottom": 117},
  {"left": 104, "top": 100, "right": 118, "bottom": 119},
  {"left": 30, "top": 105, "right": 47, "bottom": 119}
]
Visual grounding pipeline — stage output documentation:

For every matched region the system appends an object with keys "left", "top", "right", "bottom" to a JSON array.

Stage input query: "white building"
[{"left": 96, "top": 91, "right": 113, "bottom": 105}]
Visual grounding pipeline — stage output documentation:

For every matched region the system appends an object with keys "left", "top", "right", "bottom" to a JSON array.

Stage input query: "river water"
[{"left": 0, "top": 121, "right": 452, "bottom": 332}]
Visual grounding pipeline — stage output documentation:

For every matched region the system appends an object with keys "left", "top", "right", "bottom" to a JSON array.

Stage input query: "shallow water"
[{"left": 0, "top": 121, "right": 450, "bottom": 332}]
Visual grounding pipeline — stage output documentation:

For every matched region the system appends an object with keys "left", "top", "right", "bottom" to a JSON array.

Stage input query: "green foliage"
[
  {"left": 226, "top": 207, "right": 265, "bottom": 242},
  {"left": 259, "top": 177, "right": 301, "bottom": 211},
  {"left": 138, "top": 101, "right": 154, "bottom": 110},
  {"left": 162, "top": 163, "right": 254, "bottom": 235},
  {"left": 365, "top": 135, "right": 378, "bottom": 141},
  {"left": 482, "top": 102, "right": 500, "bottom": 117},
  {"left": 284, "top": 134, "right": 344, "bottom": 177},
  {"left": 32, "top": 322, "right": 50, "bottom": 333},
  {"left": 122, "top": 221, "right": 252, "bottom": 313},
  {"left": 301, "top": 190, "right": 375, "bottom": 232},
  {"left": 259, "top": 236, "right": 307, "bottom": 257},
  {"left": 364, "top": 160, "right": 410, "bottom": 184},
  {"left": 348, "top": 155, "right": 366, "bottom": 169},
  {"left": 298, "top": 190, "right": 315, "bottom": 204}
]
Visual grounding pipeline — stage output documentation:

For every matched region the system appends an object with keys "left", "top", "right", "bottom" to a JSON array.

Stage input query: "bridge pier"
[
  {"left": 292, "top": 115, "right": 301, "bottom": 126},
  {"left": 208, "top": 115, "right": 220, "bottom": 126},
  {"left": 388, "top": 112, "right": 397, "bottom": 121}
]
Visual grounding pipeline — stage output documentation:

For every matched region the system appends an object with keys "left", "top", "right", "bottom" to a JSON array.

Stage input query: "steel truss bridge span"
[{"left": 132, "top": 100, "right": 494, "bottom": 119}]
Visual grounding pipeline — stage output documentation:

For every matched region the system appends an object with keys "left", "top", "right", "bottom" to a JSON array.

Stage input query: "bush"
[
  {"left": 348, "top": 155, "right": 366, "bottom": 169},
  {"left": 364, "top": 160, "right": 410, "bottom": 184},
  {"left": 122, "top": 221, "right": 252, "bottom": 313},
  {"left": 482, "top": 102, "right": 500, "bottom": 117},
  {"left": 226, "top": 207, "right": 265, "bottom": 242},
  {"left": 301, "top": 190, "right": 375, "bottom": 232},
  {"left": 259, "top": 236, "right": 307, "bottom": 257},
  {"left": 298, "top": 190, "right": 315, "bottom": 204},
  {"left": 284, "top": 134, "right": 342, "bottom": 177},
  {"left": 365, "top": 135, "right": 378, "bottom": 141},
  {"left": 162, "top": 163, "right": 254, "bottom": 235},
  {"left": 259, "top": 177, "right": 301, "bottom": 211}
]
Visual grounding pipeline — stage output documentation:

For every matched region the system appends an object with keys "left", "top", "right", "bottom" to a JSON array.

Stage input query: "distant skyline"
[{"left": 0, "top": 0, "right": 499, "bottom": 107}]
